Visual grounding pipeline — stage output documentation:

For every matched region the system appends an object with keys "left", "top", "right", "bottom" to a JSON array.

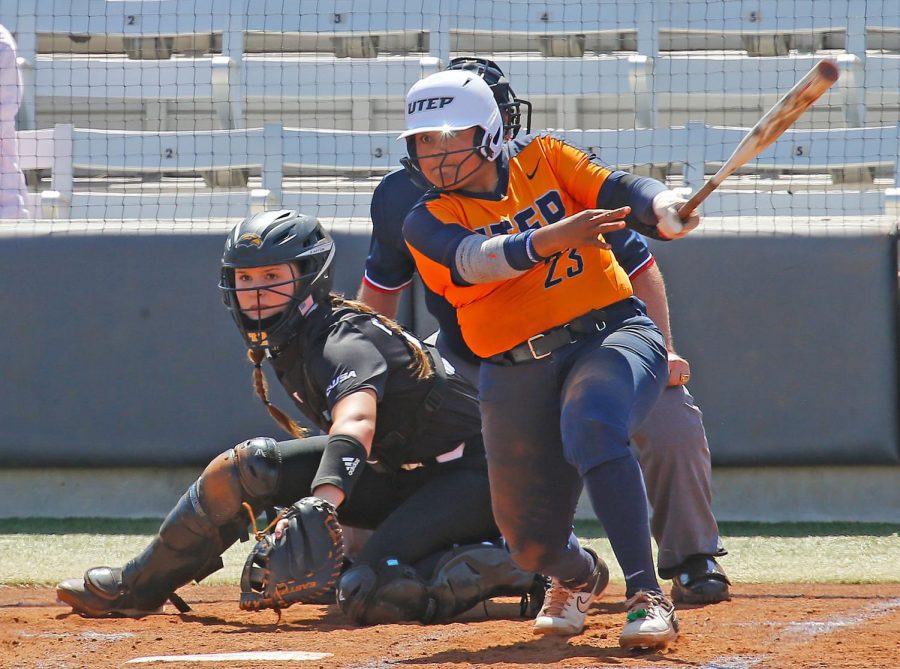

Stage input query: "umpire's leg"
[{"left": 629, "top": 385, "right": 726, "bottom": 573}]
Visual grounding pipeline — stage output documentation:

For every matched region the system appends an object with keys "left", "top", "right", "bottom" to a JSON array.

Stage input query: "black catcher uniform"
[{"left": 56, "top": 210, "right": 542, "bottom": 626}]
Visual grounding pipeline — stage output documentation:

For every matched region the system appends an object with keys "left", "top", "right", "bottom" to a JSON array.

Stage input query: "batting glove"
[{"left": 652, "top": 190, "right": 699, "bottom": 240}]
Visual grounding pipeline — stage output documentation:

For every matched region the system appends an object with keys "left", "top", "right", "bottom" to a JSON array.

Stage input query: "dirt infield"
[{"left": 1, "top": 583, "right": 898, "bottom": 668}]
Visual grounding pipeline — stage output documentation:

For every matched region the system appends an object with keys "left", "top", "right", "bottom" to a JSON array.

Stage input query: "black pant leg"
[{"left": 355, "top": 456, "right": 500, "bottom": 567}]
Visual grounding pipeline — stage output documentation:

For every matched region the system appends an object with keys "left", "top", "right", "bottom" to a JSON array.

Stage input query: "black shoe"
[
  {"left": 670, "top": 555, "right": 731, "bottom": 604},
  {"left": 57, "top": 567, "right": 163, "bottom": 618}
]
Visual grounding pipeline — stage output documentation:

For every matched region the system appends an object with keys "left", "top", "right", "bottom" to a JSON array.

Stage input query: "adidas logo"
[{"left": 342, "top": 457, "right": 360, "bottom": 476}]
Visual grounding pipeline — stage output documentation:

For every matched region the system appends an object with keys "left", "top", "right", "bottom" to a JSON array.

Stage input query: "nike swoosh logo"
[
  {"left": 624, "top": 570, "right": 645, "bottom": 581},
  {"left": 576, "top": 595, "right": 592, "bottom": 613},
  {"left": 526, "top": 158, "right": 542, "bottom": 180}
]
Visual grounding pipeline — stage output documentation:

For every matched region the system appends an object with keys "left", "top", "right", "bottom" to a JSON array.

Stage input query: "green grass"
[
  {"left": 1, "top": 519, "right": 898, "bottom": 586},
  {"left": 576, "top": 520, "right": 900, "bottom": 585},
  {"left": 0, "top": 518, "right": 162, "bottom": 535}
]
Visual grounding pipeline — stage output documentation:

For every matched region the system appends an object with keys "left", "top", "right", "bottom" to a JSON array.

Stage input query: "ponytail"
[{"left": 247, "top": 348, "right": 308, "bottom": 438}]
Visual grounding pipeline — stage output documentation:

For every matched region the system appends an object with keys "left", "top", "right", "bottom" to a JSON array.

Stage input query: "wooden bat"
[{"left": 678, "top": 58, "right": 840, "bottom": 220}]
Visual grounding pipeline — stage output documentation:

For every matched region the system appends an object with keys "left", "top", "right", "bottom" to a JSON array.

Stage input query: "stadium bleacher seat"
[
  {"left": 655, "top": 0, "right": 872, "bottom": 57},
  {"left": 244, "top": 0, "right": 432, "bottom": 58},
  {"left": 446, "top": 0, "right": 654, "bottom": 58},
  {"left": 241, "top": 56, "right": 439, "bottom": 131},
  {"left": 5, "top": 0, "right": 897, "bottom": 133}
]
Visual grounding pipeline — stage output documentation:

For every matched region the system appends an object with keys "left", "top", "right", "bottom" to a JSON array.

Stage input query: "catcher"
[{"left": 57, "top": 209, "right": 546, "bottom": 625}]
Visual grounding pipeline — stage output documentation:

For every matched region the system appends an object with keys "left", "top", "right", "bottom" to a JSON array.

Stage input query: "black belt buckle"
[{"left": 526, "top": 326, "right": 577, "bottom": 360}]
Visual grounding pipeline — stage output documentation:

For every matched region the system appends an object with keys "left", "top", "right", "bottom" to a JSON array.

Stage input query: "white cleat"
[
  {"left": 533, "top": 550, "right": 609, "bottom": 636},
  {"left": 619, "top": 590, "right": 679, "bottom": 651}
]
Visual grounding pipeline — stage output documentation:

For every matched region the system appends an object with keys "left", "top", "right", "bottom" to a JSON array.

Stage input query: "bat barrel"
[{"left": 677, "top": 58, "right": 839, "bottom": 223}]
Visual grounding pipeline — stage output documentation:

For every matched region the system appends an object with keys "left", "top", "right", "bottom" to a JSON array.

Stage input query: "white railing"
[{"left": 17, "top": 122, "right": 900, "bottom": 220}]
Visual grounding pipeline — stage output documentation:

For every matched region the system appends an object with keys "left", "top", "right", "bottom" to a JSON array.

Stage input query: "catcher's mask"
[
  {"left": 399, "top": 70, "right": 503, "bottom": 191},
  {"left": 220, "top": 209, "right": 335, "bottom": 351},
  {"left": 446, "top": 57, "right": 532, "bottom": 139}
]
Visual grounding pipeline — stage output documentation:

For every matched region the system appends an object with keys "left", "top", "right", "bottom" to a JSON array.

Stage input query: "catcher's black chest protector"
[{"left": 270, "top": 306, "right": 481, "bottom": 470}]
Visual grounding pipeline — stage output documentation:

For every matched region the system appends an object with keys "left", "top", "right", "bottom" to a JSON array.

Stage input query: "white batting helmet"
[{"left": 399, "top": 70, "right": 504, "bottom": 162}]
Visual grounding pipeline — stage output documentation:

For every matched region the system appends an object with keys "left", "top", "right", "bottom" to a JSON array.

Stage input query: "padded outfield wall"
[{"left": 0, "top": 220, "right": 897, "bottom": 468}]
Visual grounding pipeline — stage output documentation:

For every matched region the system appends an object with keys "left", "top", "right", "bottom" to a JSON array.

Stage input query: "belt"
[{"left": 485, "top": 297, "right": 642, "bottom": 366}]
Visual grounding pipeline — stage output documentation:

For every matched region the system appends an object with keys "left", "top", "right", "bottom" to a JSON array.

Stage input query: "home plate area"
[
  {"left": 125, "top": 651, "right": 332, "bottom": 663},
  {"left": 2, "top": 584, "right": 898, "bottom": 668}
]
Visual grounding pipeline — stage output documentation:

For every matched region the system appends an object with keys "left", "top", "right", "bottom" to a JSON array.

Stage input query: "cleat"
[
  {"left": 619, "top": 590, "right": 679, "bottom": 650},
  {"left": 533, "top": 549, "right": 609, "bottom": 636},
  {"left": 56, "top": 568, "right": 163, "bottom": 618},
  {"left": 670, "top": 556, "right": 731, "bottom": 605}
]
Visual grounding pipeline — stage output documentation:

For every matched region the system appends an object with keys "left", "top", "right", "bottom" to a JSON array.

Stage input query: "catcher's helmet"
[
  {"left": 220, "top": 209, "right": 335, "bottom": 350},
  {"left": 446, "top": 57, "right": 532, "bottom": 138}
]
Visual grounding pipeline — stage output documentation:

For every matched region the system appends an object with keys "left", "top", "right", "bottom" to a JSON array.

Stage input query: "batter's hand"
[
  {"left": 531, "top": 207, "right": 629, "bottom": 258},
  {"left": 653, "top": 191, "right": 700, "bottom": 240},
  {"left": 667, "top": 351, "right": 692, "bottom": 387}
]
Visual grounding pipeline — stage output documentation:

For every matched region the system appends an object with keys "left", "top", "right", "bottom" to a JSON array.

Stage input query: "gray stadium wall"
[
  {"left": 647, "top": 231, "right": 899, "bottom": 465},
  {"left": 0, "top": 224, "right": 409, "bottom": 467},
  {"left": 0, "top": 225, "right": 897, "bottom": 467}
]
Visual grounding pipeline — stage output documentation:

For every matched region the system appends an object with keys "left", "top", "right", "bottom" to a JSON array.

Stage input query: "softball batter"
[
  {"left": 360, "top": 58, "right": 728, "bottom": 606},
  {"left": 400, "top": 70, "right": 700, "bottom": 649}
]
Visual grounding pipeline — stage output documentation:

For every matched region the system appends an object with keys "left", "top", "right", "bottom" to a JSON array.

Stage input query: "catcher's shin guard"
[
  {"left": 121, "top": 488, "right": 228, "bottom": 610},
  {"left": 57, "top": 489, "right": 227, "bottom": 617},
  {"left": 336, "top": 542, "right": 547, "bottom": 626},
  {"left": 427, "top": 542, "right": 547, "bottom": 622},
  {"left": 337, "top": 559, "right": 433, "bottom": 625},
  {"left": 58, "top": 438, "right": 282, "bottom": 617}
]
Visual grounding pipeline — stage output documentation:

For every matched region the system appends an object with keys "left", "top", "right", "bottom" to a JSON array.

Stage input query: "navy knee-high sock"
[{"left": 583, "top": 454, "right": 660, "bottom": 597}]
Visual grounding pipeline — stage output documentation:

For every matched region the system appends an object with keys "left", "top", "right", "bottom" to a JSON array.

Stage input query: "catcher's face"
[
  {"left": 234, "top": 263, "right": 297, "bottom": 320},
  {"left": 414, "top": 127, "right": 495, "bottom": 192}
]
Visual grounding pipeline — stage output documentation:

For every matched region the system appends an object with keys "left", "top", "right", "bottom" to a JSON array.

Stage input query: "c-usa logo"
[{"left": 326, "top": 370, "right": 357, "bottom": 395}]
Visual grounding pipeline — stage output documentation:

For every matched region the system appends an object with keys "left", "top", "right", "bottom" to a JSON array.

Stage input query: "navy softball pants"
[{"left": 478, "top": 306, "right": 667, "bottom": 585}]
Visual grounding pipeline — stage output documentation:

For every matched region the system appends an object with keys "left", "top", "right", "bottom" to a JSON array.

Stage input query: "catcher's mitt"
[{"left": 239, "top": 496, "right": 344, "bottom": 611}]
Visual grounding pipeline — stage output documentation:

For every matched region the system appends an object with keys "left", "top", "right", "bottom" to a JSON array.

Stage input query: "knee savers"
[{"left": 336, "top": 543, "right": 545, "bottom": 626}]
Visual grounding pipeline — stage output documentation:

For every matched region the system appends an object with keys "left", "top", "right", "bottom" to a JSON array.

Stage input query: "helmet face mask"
[
  {"left": 220, "top": 210, "right": 335, "bottom": 351},
  {"left": 234, "top": 273, "right": 295, "bottom": 314},
  {"left": 404, "top": 126, "right": 492, "bottom": 190}
]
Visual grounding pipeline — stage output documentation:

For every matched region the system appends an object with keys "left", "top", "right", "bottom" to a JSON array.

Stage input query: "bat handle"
[{"left": 678, "top": 180, "right": 717, "bottom": 221}]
